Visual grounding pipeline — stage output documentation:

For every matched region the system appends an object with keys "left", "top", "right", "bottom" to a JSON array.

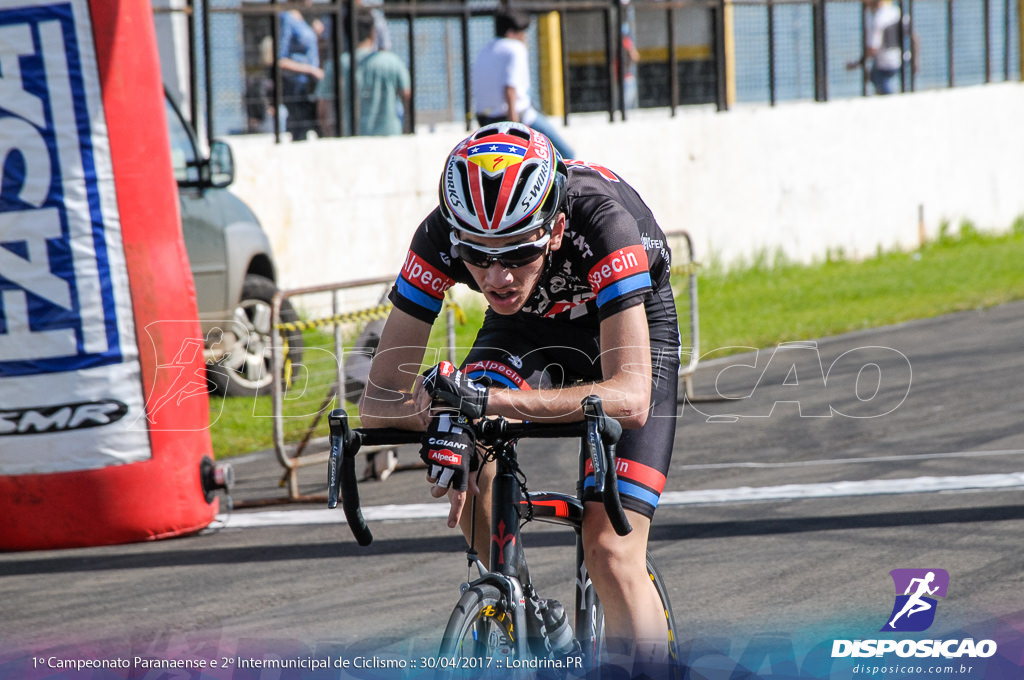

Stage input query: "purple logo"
[{"left": 882, "top": 568, "right": 949, "bottom": 632}]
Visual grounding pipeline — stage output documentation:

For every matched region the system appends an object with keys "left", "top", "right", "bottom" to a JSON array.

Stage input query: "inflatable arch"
[{"left": 0, "top": 0, "right": 220, "bottom": 550}]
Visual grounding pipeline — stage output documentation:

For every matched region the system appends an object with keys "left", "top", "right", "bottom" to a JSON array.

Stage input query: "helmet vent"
[
  {"left": 507, "top": 175, "right": 529, "bottom": 217},
  {"left": 482, "top": 173, "right": 502, "bottom": 222},
  {"left": 506, "top": 126, "right": 531, "bottom": 142},
  {"left": 540, "top": 180, "right": 558, "bottom": 213},
  {"left": 456, "top": 163, "right": 475, "bottom": 217}
]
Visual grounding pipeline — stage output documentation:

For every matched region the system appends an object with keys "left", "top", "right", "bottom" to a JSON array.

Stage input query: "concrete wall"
[{"left": 227, "top": 83, "right": 1024, "bottom": 291}]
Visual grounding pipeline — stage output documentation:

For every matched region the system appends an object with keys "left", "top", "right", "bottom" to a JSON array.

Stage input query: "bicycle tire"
[
  {"left": 437, "top": 584, "right": 518, "bottom": 678},
  {"left": 590, "top": 555, "right": 680, "bottom": 677}
]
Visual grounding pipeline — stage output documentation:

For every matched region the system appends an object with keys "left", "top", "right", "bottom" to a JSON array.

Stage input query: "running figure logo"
[{"left": 882, "top": 568, "right": 949, "bottom": 632}]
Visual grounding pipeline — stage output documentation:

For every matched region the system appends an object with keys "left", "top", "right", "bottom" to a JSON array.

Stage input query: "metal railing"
[
  {"left": 666, "top": 230, "right": 701, "bottom": 402},
  {"left": 266, "top": 275, "right": 461, "bottom": 501}
]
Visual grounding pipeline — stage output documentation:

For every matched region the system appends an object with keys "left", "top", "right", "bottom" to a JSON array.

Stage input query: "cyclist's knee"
[{"left": 582, "top": 505, "right": 650, "bottom": 583}]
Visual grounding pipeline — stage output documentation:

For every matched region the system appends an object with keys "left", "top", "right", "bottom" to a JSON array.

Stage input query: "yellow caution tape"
[
  {"left": 443, "top": 294, "right": 468, "bottom": 325},
  {"left": 670, "top": 262, "right": 700, "bottom": 277},
  {"left": 274, "top": 293, "right": 471, "bottom": 336},
  {"left": 275, "top": 302, "right": 394, "bottom": 333}
]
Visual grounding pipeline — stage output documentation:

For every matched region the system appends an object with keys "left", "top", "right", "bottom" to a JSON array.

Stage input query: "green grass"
[
  {"left": 695, "top": 218, "right": 1024, "bottom": 357},
  {"left": 207, "top": 218, "right": 1024, "bottom": 458}
]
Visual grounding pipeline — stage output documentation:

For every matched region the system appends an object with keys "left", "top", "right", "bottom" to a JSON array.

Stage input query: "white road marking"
[
  {"left": 213, "top": 503, "right": 448, "bottom": 529},
  {"left": 678, "top": 448, "right": 1024, "bottom": 470},
  {"left": 214, "top": 471, "right": 1024, "bottom": 529}
]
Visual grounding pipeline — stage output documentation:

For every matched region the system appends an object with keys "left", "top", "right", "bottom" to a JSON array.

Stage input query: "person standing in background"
[
  {"left": 846, "top": 0, "right": 919, "bottom": 95},
  {"left": 316, "top": 8, "right": 411, "bottom": 136},
  {"left": 278, "top": 5, "right": 324, "bottom": 139},
  {"left": 620, "top": 0, "right": 640, "bottom": 110},
  {"left": 471, "top": 9, "right": 576, "bottom": 159}
]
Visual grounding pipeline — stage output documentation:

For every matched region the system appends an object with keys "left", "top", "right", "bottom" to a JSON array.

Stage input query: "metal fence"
[
  {"left": 266, "top": 275, "right": 462, "bottom": 500},
  {"left": 153, "top": 0, "right": 1020, "bottom": 144}
]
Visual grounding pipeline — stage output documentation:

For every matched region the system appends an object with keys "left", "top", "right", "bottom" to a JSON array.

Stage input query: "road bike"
[{"left": 328, "top": 396, "right": 679, "bottom": 677}]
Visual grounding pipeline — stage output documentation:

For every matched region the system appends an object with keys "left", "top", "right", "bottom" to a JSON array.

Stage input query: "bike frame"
[
  {"left": 328, "top": 396, "right": 629, "bottom": 665},
  {"left": 463, "top": 435, "right": 603, "bottom": 662}
]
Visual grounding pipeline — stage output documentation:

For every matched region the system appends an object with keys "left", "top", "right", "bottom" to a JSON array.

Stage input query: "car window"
[{"left": 165, "top": 99, "right": 199, "bottom": 184}]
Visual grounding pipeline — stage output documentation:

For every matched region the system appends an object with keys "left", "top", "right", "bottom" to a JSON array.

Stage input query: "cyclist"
[{"left": 359, "top": 122, "right": 680, "bottom": 673}]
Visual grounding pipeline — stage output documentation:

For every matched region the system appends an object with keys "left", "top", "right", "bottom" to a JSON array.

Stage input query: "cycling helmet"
[{"left": 438, "top": 122, "right": 567, "bottom": 239}]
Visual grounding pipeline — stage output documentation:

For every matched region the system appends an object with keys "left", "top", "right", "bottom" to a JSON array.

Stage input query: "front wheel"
[{"left": 437, "top": 584, "right": 518, "bottom": 678}]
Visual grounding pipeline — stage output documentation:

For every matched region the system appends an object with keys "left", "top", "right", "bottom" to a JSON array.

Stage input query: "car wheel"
[{"left": 206, "top": 274, "right": 304, "bottom": 398}]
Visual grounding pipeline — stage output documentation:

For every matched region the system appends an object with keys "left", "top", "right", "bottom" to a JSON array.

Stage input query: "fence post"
[
  {"left": 767, "top": 0, "right": 776, "bottom": 105},
  {"left": 1005, "top": 0, "right": 1012, "bottom": 80},
  {"left": 667, "top": 4, "right": 679, "bottom": 115},
  {"left": 983, "top": 0, "right": 991, "bottom": 82},
  {"left": 538, "top": 11, "right": 566, "bottom": 118},
  {"left": 559, "top": 7, "right": 572, "bottom": 126},
  {"left": 1018, "top": 0, "right": 1024, "bottom": 80},
  {"left": 461, "top": 6, "right": 472, "bottom": 131},
  {"left": 270, "top": 0, "right": 283, "bottom": 143},
  {"left": 406, "top": 13, "right": 417, "bottom": 133},
  {"left": 714, "top": 0, "right": 730, "bottom": 111},
  {"left": 330, "top": 0, "right": 343, "bottom": 137},
  {"left": 201, "top": 0, "right": 213, "bottom": 144},
  {"left": 604, "top": 5, "right": 617, "bottom": 121},
  {"left": 813, "top": 0, "right": 828, "bottom": 101},
  {"left": 347, "top": 0, "right": 361, "bottom": 136},
  {"left": 946, "top": 0, "right": 954, "bottom": 86}
]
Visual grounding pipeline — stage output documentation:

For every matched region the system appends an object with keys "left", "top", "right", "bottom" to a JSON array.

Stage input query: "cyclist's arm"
[
  {"left": 358, "top": 307, "right": 435, "bottom": 430},
  {"left": 485, "top": 304, "right": 653, "bottom": 427}
]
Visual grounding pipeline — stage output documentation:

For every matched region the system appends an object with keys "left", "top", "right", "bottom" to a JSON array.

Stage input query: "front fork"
[
  {"left": 574, "top": 530, "right": 602, "bottom": 667},
  {"left": 457, "top": 463, "right": 533, "bottom": 657}
]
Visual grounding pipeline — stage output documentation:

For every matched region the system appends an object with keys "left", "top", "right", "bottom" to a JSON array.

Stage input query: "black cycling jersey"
[{"left": 389, "top": 162, "right": 680, "bottom": 518}]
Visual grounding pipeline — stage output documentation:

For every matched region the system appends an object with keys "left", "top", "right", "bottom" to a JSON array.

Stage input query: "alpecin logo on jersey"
[
  {"left": 587, "top": 245, "right": 649, "bottom": 291},
  {"left": 882, "top": 568, "right": 949, "bottom": 632},
  {"left": 468, "top": 141, "right": 528, "bottom": 174},
  {"left": 464, "top": 360, "right": 530, "bottom": 390},
  {"left": 400, "top": 251, "right": 454, "bottom": 296}
]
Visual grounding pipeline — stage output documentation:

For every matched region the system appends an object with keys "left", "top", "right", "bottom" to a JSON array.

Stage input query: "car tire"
[{"left": 206, "top": 274, "right": 304, "bottom": 398}]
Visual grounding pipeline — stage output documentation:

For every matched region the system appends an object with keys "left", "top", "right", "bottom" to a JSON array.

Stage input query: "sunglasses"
[{"left": 450, "top": 231, "right": 551, "bottom": 269}]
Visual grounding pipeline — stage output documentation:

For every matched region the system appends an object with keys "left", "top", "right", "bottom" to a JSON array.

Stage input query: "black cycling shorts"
[{"left": 461, "top": 289, "right": 679, "bottom": 519}]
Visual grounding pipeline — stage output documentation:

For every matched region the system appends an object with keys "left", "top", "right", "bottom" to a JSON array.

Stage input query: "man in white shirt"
[
  {"left": 472, "top": 10, "right": 576, "bottom": 158},
  {"left": 846, "top": 0, "right": 918, "bottom": 95}
]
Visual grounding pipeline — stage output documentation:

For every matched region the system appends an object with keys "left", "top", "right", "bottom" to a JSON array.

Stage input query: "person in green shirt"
[{"left": 316, "top": 8, "right": 412, "bottom": 137}]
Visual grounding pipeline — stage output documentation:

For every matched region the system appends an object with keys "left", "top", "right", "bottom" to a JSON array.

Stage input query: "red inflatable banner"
[{"left": 0, "top": 0, "right": 218, "bottom": 549}]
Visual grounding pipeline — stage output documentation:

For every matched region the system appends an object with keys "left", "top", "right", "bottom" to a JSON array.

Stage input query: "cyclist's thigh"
[{"left": 584, "top": 297, "right": 680, "bottom": 520}]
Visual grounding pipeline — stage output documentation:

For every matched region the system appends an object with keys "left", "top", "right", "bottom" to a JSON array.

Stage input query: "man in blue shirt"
[{"left": 278, "top": 7, "right": 323, "bottom": 140}]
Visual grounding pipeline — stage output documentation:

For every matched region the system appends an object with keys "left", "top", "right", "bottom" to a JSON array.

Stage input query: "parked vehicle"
[{"left": 165, "top": 92, "right": 302, "bottom": 397}]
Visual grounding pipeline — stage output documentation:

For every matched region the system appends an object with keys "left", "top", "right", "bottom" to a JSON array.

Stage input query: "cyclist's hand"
[
  {"left": 421, "top": 361, "right": 489, "bottom": 419},
  {"left": 419, "top": 410, "right": 476, "bottom": 494}
]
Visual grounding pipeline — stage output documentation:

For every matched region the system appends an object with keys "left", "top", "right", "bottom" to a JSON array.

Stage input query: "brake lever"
[
  {"left": 581, "top": 396, "right": 631, "bottom": 536},
  {"left": 327, "top": 409, "right": 373, "bottom": 546}
]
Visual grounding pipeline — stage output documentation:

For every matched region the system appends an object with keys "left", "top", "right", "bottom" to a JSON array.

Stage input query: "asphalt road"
[{"left": 3, "top": 302, "right": 1023, "bottom": 679}]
